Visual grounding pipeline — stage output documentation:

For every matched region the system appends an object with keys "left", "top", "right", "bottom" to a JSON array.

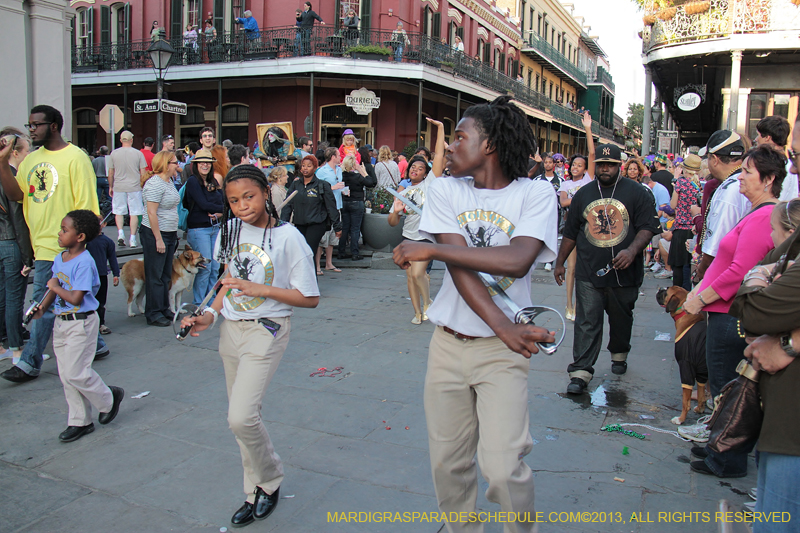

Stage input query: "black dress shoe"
[
  {"left": 94, "top": 348, "right": 110, "bottom": 360},
  {"left": 612, "top": 361, "right": 628, "bottom": 375},
  {"left": 59, "top": 423, "right": 95, "bottom": 442},
  {"left": 691, "top": 446, "right": 708, "bottom": 459},
  {"left": 147, "top": 317, "right": 171, "bottom": 327},
  {"left": 253, "top": 486, "right": 279, "bottom": 520},
  {"left": 99, "top": 386, "right": 124, "bottom": 425},
  {"left": 566, "top": 377, "right": 587, "bottom": 395},
  {"left": 352, "top": 254, "right": 363, "bottom": 261},
  {"left": 231, "top": 501, "right": 255, "bottom": 528},
  {"left": 1, "top": 366, "right": 38, "bottom": 383}
]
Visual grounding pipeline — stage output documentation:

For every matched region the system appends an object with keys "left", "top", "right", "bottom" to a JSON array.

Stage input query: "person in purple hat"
[{"left": 338, "top": 129, "right": 360, "bottom": 164}]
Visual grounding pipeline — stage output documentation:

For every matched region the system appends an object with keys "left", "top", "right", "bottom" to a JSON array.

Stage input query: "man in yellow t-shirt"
[{"left": 0, "top": 105, "right": 99, "bottom": 383}]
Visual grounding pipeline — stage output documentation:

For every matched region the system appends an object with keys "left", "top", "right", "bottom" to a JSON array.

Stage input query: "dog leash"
[{"left": 310, "top": 366, "right": 344, "bottom": 377}]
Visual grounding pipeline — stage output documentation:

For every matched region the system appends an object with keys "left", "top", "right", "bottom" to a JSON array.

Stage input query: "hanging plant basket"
[
  {"left": 658, "top": 7, "right": 678, "bottom": 20},
  {"left": 684, "top": 1, "right": 711, "bottom": 15},
  {"left": 643, "top": 14, "right": 657, "bottom": 25}
]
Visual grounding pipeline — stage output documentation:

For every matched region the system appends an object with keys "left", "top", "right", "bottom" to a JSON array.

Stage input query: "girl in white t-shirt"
[
  {"left": 557, "top": 112, "right": 595, "bottom": 321},
  {"left": 388, "top": 118, "right": 445, "bottom": 324},
  {"left": 180, "top": 164, "right": 319, "bottom": 528}
]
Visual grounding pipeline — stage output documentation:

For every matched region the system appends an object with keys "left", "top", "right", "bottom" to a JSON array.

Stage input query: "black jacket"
[
  {"left": 342, "top": 170, "right": 376, "bottom": 202},
  {"left": 300, "top": 9, "right": 323, "bottom": 28},
  {"left": 281, "top": 176, "right": 341, "bottom": 231},
  {"left": 0, "top": 166, "right": 34, "bottom": 267}
]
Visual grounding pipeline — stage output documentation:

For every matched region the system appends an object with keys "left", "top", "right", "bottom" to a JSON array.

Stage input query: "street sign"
[
  {"left": 134, "top": 99, "right": 159, "bottom": 113},
  {"left": 99, "top": 104, "right": 124, "bottom": 134},
  {"left": 657, "top": 130, "right": 678, "bottom": 139},
  {"left": 659, "top": 137, "right": 672, "bottom": 152},
  {"left": 160, "top": 99, "right": 187, "bottom": 115}
]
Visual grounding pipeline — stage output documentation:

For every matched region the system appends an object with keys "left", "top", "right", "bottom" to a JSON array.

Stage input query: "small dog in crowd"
[
  {"left": 121, "top": 244, "right": 208, "bottom": 317},
  {"left": 656, "top": 286, "right": 709, "bottom": 425}
]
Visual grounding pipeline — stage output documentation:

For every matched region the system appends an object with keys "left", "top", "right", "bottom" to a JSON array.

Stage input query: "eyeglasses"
[
  {"left": 24, "top": 122, "right": 52, "bottom": 131},
  {"left": 201, "top": 133, "right": 214, "bottom": 138},
  {"left": 596, "top": 263, "right": 613, "bottom": 277}
]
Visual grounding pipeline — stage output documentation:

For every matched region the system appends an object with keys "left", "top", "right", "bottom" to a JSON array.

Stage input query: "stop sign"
[{"left": 99, "top": 104, "right": 124, "bottom": 134}]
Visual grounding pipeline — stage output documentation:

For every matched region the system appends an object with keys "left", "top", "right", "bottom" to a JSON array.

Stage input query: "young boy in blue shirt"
[
  {"left": 86, "top": 214, "right": 120, "bottom": 337},
  {"left": 31, "top": 210, "right": 123, "bottom": 442}
]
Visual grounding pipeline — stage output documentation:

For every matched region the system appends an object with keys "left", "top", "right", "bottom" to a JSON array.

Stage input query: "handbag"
[{"left": 706, "top": 359, "right": 762, "bottom": 455}]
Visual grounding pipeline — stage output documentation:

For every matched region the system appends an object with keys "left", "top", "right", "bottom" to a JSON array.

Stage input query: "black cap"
[
  {"left": 699, "top": 130, "right": 744, "bottom": 158},
  {"left": 594, "top": 143, "right": 622, "bottom": 163}
]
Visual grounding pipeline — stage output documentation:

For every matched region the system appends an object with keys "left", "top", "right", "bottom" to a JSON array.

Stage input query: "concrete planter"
[
  {"left": 361, "top": 212, "right": 403, "bottom": 251},
  {"left": 352, "top": 52, "right": 390, "bottom": 61}
]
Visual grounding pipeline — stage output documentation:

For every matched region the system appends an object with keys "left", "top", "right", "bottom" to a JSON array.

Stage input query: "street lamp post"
[
  {"left": 147, "top": 40, "right": 175, "bottom": 148},
  {"left": 650, "top": 104, "right": 662, "bottom": 154}
]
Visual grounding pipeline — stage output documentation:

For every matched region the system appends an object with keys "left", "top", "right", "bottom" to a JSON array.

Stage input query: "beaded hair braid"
[{"left": 216, "top": 165, "right": 280, "bottom": 263}]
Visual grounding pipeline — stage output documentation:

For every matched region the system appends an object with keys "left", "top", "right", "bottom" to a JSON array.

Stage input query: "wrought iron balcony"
[
  {"left": 642, "top": 0, "right": 800, "bottom": 54},
  {"left": 521, "top": 31, "right": 588, "bottom": 88},
  {"left": 587, "top": 66, "right": 615, "bottom": 93},
  {"left": 72, "top": 27, "right": 560, "bottom": 114}
]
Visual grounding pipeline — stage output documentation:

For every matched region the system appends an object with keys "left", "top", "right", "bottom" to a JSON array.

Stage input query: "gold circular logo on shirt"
[
  {"left": 226, "top": 243, "right": 274, "bottom": 311},
  {"left": 583, "top": 198, "right": 629, "bottom": 248},
  {"left": 27, "top": 162, "right": 59, "bottom": 203}
]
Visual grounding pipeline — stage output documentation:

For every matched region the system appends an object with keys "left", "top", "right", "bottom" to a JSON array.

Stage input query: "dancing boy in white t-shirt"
[{"left": 393, "top": 96, "right": 558, "bottom": 533}]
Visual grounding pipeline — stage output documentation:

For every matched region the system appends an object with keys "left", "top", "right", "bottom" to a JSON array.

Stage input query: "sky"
[{"left": 565, "top": 0, "right": 646, "bottom": 118}]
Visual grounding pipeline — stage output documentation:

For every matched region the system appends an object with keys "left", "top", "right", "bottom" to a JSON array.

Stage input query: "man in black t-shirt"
[
  {"left": 554, "top": 144, "right": 661, "bottom": 394},
  {"left": 650, "top": 153, "right": 674, "bottom": 196}
]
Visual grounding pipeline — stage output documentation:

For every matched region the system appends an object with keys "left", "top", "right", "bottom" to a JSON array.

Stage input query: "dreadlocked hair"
[
  {"left": 216, "top": 164, "right": 280, "bottom": 262},
  {"left": 461, "top": 95, "right": 538, "bottom": 180}
]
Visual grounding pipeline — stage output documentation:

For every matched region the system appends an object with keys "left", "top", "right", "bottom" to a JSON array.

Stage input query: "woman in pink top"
[{"left": 684, "top": 144, "right": 787, "bottom": 479}]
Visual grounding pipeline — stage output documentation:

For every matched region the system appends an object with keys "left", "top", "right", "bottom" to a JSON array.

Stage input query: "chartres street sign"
[
  {"left": 160, "top": 99, "right": 188, "bottom": 115},
  {"left": 657, "top": 130, "right": 679, "bottom": 139},
  {"left": 345, "top": 88, "right": 381, "bottom": 115},
  {"left": 134, "top": 99, "right": 159, "bottom": 113}
]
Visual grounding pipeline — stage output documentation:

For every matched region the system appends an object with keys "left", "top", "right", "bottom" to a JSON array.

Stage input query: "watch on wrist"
[{"left": 780, "top": 334, "right": 797, "bottom": 357}]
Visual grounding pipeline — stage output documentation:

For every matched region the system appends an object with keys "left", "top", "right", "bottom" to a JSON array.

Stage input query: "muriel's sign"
[
  {"left": 678, "top": 92, "right": 701, "bottom": 111},
  {"left": 346, "top": 88, "right": 381, "bottom": 115}
]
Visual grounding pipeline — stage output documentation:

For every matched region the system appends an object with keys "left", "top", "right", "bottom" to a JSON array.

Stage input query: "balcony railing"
[
  {"left": 643, "top": 0, "right": 800, "bottom": 53},
  {"left": 71, "top": 26, "right": 592, "bottom": 132},
  {"left": 587, "top": 66, "right": 615, "bottom": 93},
  {"left": 521, "top": 31, "right": 587, "bottom": 87}
]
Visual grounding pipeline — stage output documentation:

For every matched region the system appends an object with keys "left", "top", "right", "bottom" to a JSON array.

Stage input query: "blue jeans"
[
  {"left": 338, "top": 201, "right": 364, "bottom": 256},
  {"left": 187, "top": 226, "right": 220, "bottom": 305},
  {"left": 96, "top": 177, "right": 109, "bottom": 201},
  {"left": 139, "top": 225, "right": 179, "bottom": 323},
  {"left": 754, "top": 452, "right": 800, "bottom": 532},
  {"left": 16, "top": 260, "right": 55, "bottom": 376},
  {"left": 703, "top": 311, "right": 750, "bottom": 477},
  {"left": 394, "top": 45, "right": 404, "bottom": 62},
  {"left": 96, "top": 331, "right": 107, "bottom": 355},
  {"left": 0, "top": 240, "right": 27, "bottom": 350}
]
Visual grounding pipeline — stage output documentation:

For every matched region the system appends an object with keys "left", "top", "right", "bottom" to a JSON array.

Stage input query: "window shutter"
[
  {"left": 100, "top": 5, "right": 110, "bottom": 45},
  {"left": 171, "top": 0, "right": 182, "bottom": 40},
  {"left": 87, "top": 8, "right": 94, "bottom": 47},
  {"left": 432, "top": 12, "right": 441, "bottom": 40},
  {"left": 124, "top": 3, "right": 131, "bottom": 41}
]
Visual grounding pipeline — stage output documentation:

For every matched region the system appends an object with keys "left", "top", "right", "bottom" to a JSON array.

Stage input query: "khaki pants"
[
  {"left": 219, "top": 317, "right": 290, "bottom": 502},
  {"left": 53, "top": 313, "right": 113, "bottom": 426},
  {"left": 425, "top": 327, "right": 538, "bottom": 533}
]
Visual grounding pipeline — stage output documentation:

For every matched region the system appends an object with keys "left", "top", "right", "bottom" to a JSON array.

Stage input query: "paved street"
[{"left": 0, "top": 255, "right": 757, "bottom": 533}]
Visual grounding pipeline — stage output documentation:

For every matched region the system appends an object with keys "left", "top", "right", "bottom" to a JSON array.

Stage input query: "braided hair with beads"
[
  {"left": 216, "top": 164, "right": 282, "bottom": 263},
  {"left": 461, "top": 95, "right": 538, "bottom": 181}
]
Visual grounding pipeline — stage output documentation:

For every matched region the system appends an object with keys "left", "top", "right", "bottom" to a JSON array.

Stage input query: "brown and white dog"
[
  {"left": 121, "top": 243, "right": 209, "bottom": 317},
  {"left": 656, "top": 286, "right": 709, "bottom": 425}
]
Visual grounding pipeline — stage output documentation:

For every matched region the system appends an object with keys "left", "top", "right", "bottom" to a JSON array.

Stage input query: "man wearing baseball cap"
[
  {"left": 554, "top": 144, "right": 661, "bottom": 395},
  {"left": 694, "top": 130, "right": 749, "bottom": 282},
  {"left": 651, "top": 153, "right": 674, "bottom": 196},
  {"left": 109, "top": 130, "right": 147, "bottom": 248}
]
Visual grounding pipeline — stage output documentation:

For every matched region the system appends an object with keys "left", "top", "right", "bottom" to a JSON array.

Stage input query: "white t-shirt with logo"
[
  {"left": 702, "top": 171, "right": 750, "bottom": 257},
  {"left": 213, "top": 220, "right": 319, "bottom": 321},
  {"left": 420, "top": 177, "right": 558, "bottom": 337},
  {"left": 390, "top": 170, "right": 436, "bottom": 240}
]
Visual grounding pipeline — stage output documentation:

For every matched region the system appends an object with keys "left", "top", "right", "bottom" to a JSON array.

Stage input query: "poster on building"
[{"left": 256, "top": 122, "right": 296, "bottom": 170}]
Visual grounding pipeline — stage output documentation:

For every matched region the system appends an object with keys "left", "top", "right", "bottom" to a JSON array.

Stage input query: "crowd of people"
[{"left": 1, "top": 100, "right": 798, "bottom": 532}]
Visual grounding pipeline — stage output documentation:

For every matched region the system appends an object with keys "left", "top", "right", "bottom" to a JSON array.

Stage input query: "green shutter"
[{"left": 100, "top": 5, "right": 110, "bottom": 45}]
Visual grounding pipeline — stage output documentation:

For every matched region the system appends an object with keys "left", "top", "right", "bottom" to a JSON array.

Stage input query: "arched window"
[
  {"left": 221, "top": 104, "right": 249, "bottom": 146},
  {"left": 178, "top": 106, "right": 206, "bottom": 145}
]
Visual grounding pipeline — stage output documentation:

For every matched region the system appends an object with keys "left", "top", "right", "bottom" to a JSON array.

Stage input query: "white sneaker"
[
  {"left": 678, "top": 415, "right": 711, "bottom": 442},
  {"left": 749, "top": 487, "right": 757, "bottom": 501},
  {"left": 129, "top": 235, "right": 137, "bottom": 248},
  {"left": 743, "top": 501, "right": 756, "bottom": 511},
  {"left": 42, "top": 353, "right": 51, "bottom": 362},
  {"left": 0, "top": 349, "right": 12, "bottom": 360},
  {"left": 651, "top": 263, "right": 663, "bottom": 272},
  {"left": 544, "top": 263, "right": 552, "bottom": 271},
  {"left": 654, "top": 269, "right": 673, "bottom": 279}
]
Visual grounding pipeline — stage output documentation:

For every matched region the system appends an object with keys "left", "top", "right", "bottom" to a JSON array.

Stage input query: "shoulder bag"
[{"left": 706, "top": 359, "right": 762, "bottom": 455}]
